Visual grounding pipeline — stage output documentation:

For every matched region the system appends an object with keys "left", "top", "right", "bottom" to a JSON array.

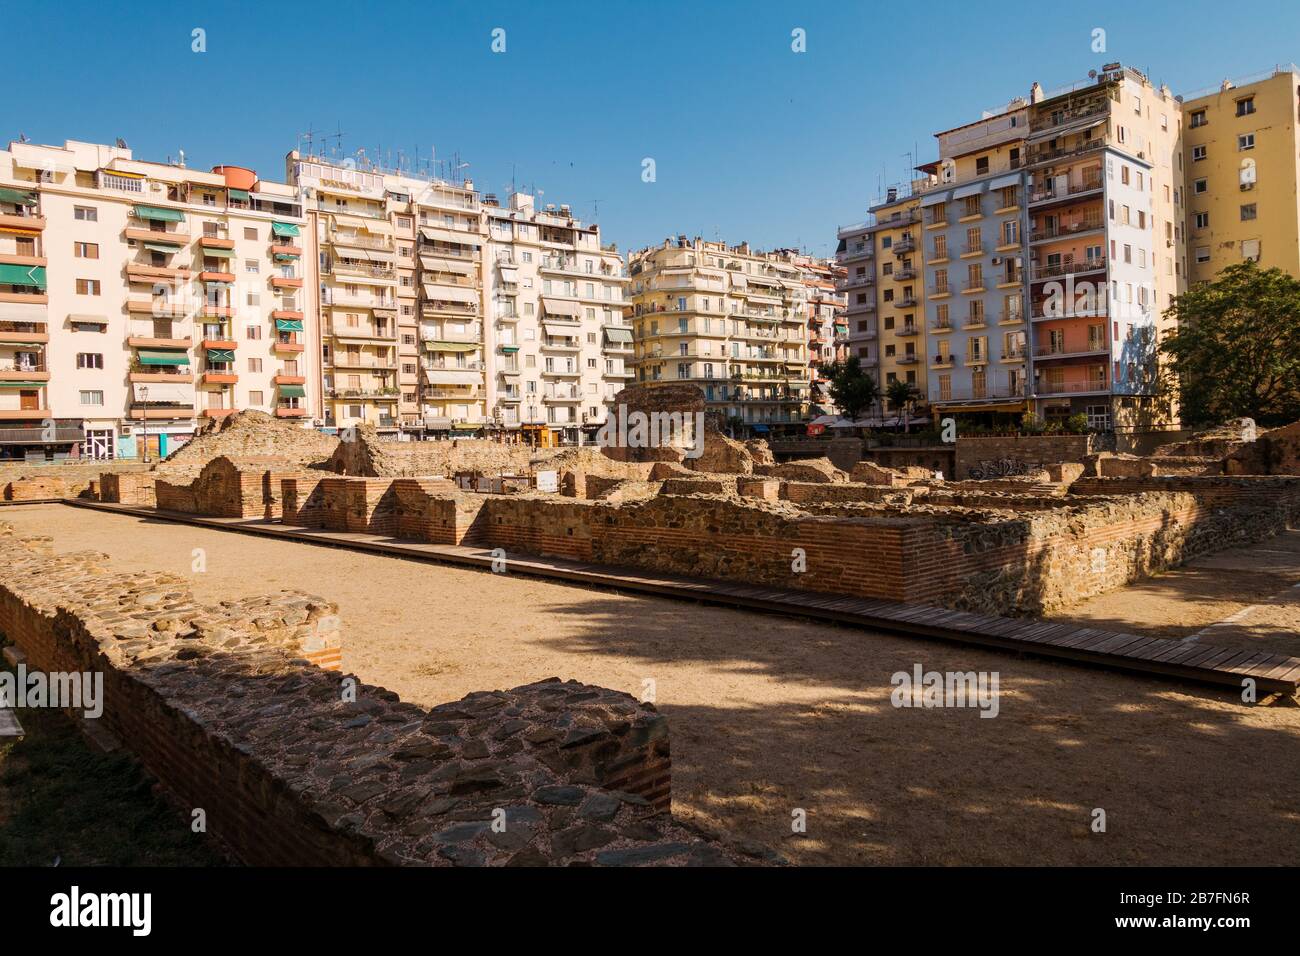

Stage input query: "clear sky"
[{"left": 10, "top": 0, "right": 1299, "bottom": 258}]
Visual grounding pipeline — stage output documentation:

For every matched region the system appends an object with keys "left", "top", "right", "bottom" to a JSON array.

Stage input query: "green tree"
[
  {"left": 821, "top": 356, "right": 879, "bottom": 422},
  {"left": 885, "top": 378, "right": 919, "bottom": 433},
  {"left": 1160, "top": 261, "right": 1300, "bottom": 425}
]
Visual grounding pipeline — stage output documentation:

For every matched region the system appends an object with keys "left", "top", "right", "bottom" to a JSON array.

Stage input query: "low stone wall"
[
  {"left": 100, "top": 471, "right": 160, "bottom": 507},
  {"left": 955, "top": 434, "right": 1094, "bottom": 479},
  {"left": 154, "top": 456, "right": 307, "bottom": 520},
  {"left": 0, "top": 522, "right": 764, "bottom": 867},
  {"left": 3, "top": 475, "right": 69, "bottom": 500}
]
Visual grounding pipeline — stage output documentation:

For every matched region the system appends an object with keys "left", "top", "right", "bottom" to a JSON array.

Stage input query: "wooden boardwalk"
[{"left": 52, "top": 498, "right": 1300, "bottom": 697}]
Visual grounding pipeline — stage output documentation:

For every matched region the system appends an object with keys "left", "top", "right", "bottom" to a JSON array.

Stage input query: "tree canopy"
[
  {"left": 821, "top": 356, "right": 879, "bottom": 421},
  {"left": 1160, "top": 261, "right": 1300, "bottom": 426}
]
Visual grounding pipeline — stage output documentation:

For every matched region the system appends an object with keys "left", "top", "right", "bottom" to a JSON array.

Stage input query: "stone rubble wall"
[
  {"left": 0, "top": 522, "right": 767, "bottom": 867},
  {"left": 161, "top": 409, "right": 338, "bottom": 470},
  {"left": 954, "top": 434, "right": 1095, "bottom": 479}
]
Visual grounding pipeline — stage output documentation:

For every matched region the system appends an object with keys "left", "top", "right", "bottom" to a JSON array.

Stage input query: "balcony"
[
  {"left": 961, "top": 279, "right": 986, "bottom": 294},
  {"left": 127, "top": 336, "right": 190, "bottom": 349},
  {"left": 964, "top": 351, "right": 989, "bottom": 366},
  {"left": 0, "top": 212, "right": 45, "bottom": 232},
  {"left": 126, "top": 262, "right": 191, "bottom": 283},
  {"left": 895, "top": 324, "right": 920, "bottom": 337},
  {"left": 275, "top": 406, "right": 307, "bottom": 418},
  {"left": 1000, "top": 348, "right": 1026, "bottom": 362},
  {"left": 896, "top": 295, "right": 919, "bottom": 309},
  {"left": 896, "top": 354, "right": 919, "bottom": 365},
  {"left": 1032, "top": 342, "right": 1109, "bottom": 360},
  {"left": 273, "top": 337, "right": 305, "bottom": 352},
  {"left": 894, "top": 266, "right": 917, "bottom": 281},
  {"left": 129, "top": 369, "right": 193, "bottom": 384},
  {"left": 271, "top": 243, "right": 302, "bottom": 258},
  {"left": 199, "top": 270, "right": 236, "bottom": 283},
  {"left": 130, "top": 403, "right": 196, "bottom": 419},
  {"left": 274, "top": 374, "right": 306, "bottom": 385},
  {"left": 961, "top": 242, "right": 985, "bottom": 258},
  {"left": 1030, "top": 218, "right": 1105, "bottom": 243},
  {"left": 1029, "top": 101, "right": 1109, "bottom": 134},
  {"left": 1030, "top": 257, "right": 1107, "bottom": 282},
  {"left": 998, "top": 310, "right": 1026, "bottom": 325},
  {"left": 200, "top": 371, "right": 238, "bottom": 386},
  {"left": 1035, "top": 377, "right": 1109, "bottom": 396},
  {"left": 126, "top": 298, "right": 188, "bottom": 317},
  {"left": 201, "top": 338, "right": 237, "bottom": 351},
  {"left": 892, "top": 237, "right": 916, "bottom": 255},
  {"left": 0, "top": 363, "right": 48, "bottom": 381},
  {"left": 0, "top": 321, "right": 48, "bottom": 344},
  {"left": 270, "top": 276, "right": 303, "bottom": 289},
  {"left": 930, "top": 353, "right": 956, "bottom": 369},
  {"left": 124, "top": 227, "right": 189, "bottom": 246},
  {"left": 1028, "top": 174, "right": 1104, "bottom": 205}
]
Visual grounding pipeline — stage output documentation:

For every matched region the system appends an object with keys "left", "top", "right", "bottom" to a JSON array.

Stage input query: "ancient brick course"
[{"left": 0, "top": 522, "right": 767, "bottom": 867}]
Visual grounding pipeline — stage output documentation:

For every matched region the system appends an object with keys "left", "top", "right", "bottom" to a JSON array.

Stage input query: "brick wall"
[
  {"left": 955, "top": 434, "right": 1094, "bottom": 479},
  {"left": 100, "top": 471, "right": 159, "bottom": 506},
  {"left": 0, "top": 522, "right": 765, "bottom": 867}
]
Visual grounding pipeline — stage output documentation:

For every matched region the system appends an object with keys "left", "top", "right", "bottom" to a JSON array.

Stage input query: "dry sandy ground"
[
  {"left": 5, "top": 504, "right": 1300, "bottom": 866},
  {"left": 1052, "top": 529, "right": 1300, "bottom": 658}
]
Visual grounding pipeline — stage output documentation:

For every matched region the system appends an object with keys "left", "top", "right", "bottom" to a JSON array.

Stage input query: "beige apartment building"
[
  {"left": 291, "top": 154, "right": 629, "bottom": 442},
  {"left": 1182, "top": 64, "right": 1300, "bottom": 283},
  {"left": 0, "top": 139, "right": 311, "bottom": 460},
  {"left": 779, "top": 250, "right": 845, "bottom": 413},
  {"left": 483, "top": 192, "right": 632, "bottom": 442},
  {"left": 628, "top": 237, "right": 812, "bottom": 432}
]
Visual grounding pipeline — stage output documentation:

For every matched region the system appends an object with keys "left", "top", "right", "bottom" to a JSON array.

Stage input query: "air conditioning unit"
[{"left": 991, "top": 257, "right": 1002, "bottom": 266}]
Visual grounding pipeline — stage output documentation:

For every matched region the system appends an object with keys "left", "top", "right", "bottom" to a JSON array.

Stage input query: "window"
[
  {"left": 248, "top": 357, "right": 263, "bottom": 372},
  {"left": 1190, "top": 110, "right": 1207, "bottom": 128},
  {"left": 246, "top": 260, "right": 259, "bottom": 273},
  {"left": 74, "top": 241, "right": 99, "bottom": 259},
  {"left": 79, "top": 390, "right": 104, "bottom": 406},
  {"left": 1193, "top": 178, "right": 1207, "bottom": 194},
  {"left": 1236, "top": 97, "right": 1256, "bottom": 117},
  {"left": 1241, "top": 203, "right": 1257, "bottom": 221},
  {"left": 1238, "top": 133, "right": 1255, "bottom": 151},
  {"left": 244, "top": 227, "right": 258, "bottom": 240},
  {"left": 963, "top": 195, "right": 980, "bottom": 217},
  {"left": 1192, "top": 145, "right": 1207, "bottom": 162},
  {"left": 73, "top": 205, "right": 97, "bottom": 222},
  {"left": 975, "top": 156, "right": 989, "bottom": 175},
  {"left": 1195, "top": 246, "right": 1211, "bottom": 263},
  {"left": 246, "top": 324, "right": 261, "bottom": 339},
  {"left": 1194, "top": 212, "right": 1209, "bottom": 229},
  {"left": 249, "top": 390, "right": 264, "bottom": 406},
  {"left": 75, "top": 278, "right": 100, "bottom": 295},
  {"left": 76, "top": 353, "right": 103, "bottom": 369},
  {"left": 1241, "top": 239, "right": 1261, "bottom": 261}
]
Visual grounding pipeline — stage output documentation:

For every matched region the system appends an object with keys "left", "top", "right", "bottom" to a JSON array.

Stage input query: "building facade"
[
  {"left": 1183, "top": 65, "right": 1300, "bottom": 284},
  {"left": 628, "top": 237, "right": 812, "bottom": 432},
  {"left": 0, "top": 139, "right": 311, "bottom": 460}
]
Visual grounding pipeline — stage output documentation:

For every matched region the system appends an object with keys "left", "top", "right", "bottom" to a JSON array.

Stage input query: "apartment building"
[
  {"left": 1023, "top": 67, "right": 1186, "bottom": 429},
  {"left": 837, "top": 64, "right": 1186, "bottom": 431},
  {"left": 0, "top": 139, "right": 310, "bottom": 460},
  {"left": 483, "top": 192, "right": 631, "bottom": 442},
  {"left": 628, "top": 237, "right": 811, "bottom": 432},
  {"left": 834, "top": 221, "right": 877, "bottom": 383},
  {"left": 1183, "top": 64, "right": 1300, "bottom": 283},
  {"left": 921, "top": 101, "right": 1030, "bottom": 419},
  {"left": 292, "top": 155, "right": 410, "bottom": 435},
  {"left": 782, "top": 251, "right": 845, "bottom": 412}
]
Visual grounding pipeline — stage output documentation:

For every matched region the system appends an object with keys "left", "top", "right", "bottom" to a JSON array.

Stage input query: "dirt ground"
[{"left": 5, "top": 503, "right": 1300, "bottom": 866}]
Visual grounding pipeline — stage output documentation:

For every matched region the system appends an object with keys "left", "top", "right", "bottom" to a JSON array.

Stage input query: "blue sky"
[{"left": 11, "top": 0, "right": 1299, "bottom": 257}]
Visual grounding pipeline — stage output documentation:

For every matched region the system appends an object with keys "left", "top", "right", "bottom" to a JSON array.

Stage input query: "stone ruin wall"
[
  {"left": 0, "top": 522, "right": 767, "bottom": 867},
  {"left": 260, "top": 473, "right": 1300, "bottom": 615}
]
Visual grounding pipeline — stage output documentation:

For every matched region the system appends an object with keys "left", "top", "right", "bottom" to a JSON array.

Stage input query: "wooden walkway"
[{"left": 49, "top": 498, "right": 1300, "bottom": 698}]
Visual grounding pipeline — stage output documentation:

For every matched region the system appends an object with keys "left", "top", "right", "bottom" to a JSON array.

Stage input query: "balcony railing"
[
  {"left": 1031, "top": 217, "right": 1105, "bottom": 242},
  {"left": 1036, "top": 377, "right": 1109, "bottom": 395},
  {"left": 1031, "top": 257, "right": 1107, "bottom": 281}
]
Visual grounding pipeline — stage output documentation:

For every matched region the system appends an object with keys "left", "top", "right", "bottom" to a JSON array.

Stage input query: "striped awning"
[
  {"left": 271, "top": 221, "right": 300, "bottom": 237},
  {"left": 541, "top": 297, "right": 581, "bottom": 318},
  {"left": 421, "top": 226, "right": 482, "bottom": 247}
]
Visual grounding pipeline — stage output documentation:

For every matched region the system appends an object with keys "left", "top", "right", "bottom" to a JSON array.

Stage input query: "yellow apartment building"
[{"left": 1182, "top": 64, "right": 1300, "bottom": 283}]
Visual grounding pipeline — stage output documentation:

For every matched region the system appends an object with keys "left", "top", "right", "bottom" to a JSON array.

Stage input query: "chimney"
[{"left": 1030, "top": 81, "right": 1044, "bottom": 104}]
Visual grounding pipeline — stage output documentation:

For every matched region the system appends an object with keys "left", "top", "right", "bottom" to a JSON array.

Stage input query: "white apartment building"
[
  {"left": 483, "top": 192, "right": 632, "bottom": 442},
  {"left": 0, "top": 139, "right": 311, "bottom": 460}
]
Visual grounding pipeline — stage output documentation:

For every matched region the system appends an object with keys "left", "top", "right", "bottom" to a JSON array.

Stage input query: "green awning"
[
  {"left": 603, "top": 327, "right": 633, "bottom": 343},
  {"left": 143, "top": 242, "right": 179, "bottom": 254},
  {"left": 423, "top": 341, "right": 478, "bottom": 352},
  {"left": 275, "top": 318, "right": 304, "bottom": 332},
  {"left": 499, "top": 345, "right": 519, "bottom": 353},
  {"left": 271, "top": 222, "right": 300, "bottom": 237},
  {"left": 206, "top": 348, "right": 235, "bottom": 362},
  {"left": 278, "top": 384, "right": 306, "bottom": 398},
  {"left": 137, "top": 349, "right": 190, "bottom": 366},
  {"left": 0, "top": 187, "right": 38, "bottom": 207},
  {"left": 228, "top": 188, "right": 250, "bottom": 202},
  {"left": 0, "top": 380, "right": 45, "bottom": 389},
  {"left": 273, "top": 252, "right": 299, "bottom": 261},
  {"left": 200, "top": 246, "right": 234, "bottom": 258},
  {"left": 0, "top": 263, "right": 46, "bottom": 289},
  {"left": 134, "top": 204, "right": 184, "bottom": 222}
]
